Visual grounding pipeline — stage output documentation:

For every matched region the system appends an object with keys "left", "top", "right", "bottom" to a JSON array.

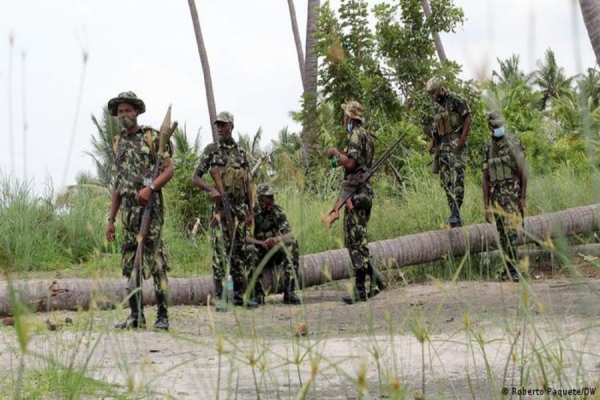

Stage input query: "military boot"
[
  {"left": 342, "top": 269, "right": 368, "bottom": 305},
  {"left": 154, "top": 290, "right": 169, "bottom": 330},
  {"left": 232, "top": 279, "right": 259, "bottom": 309},
  {"left": 213, "top": 279, "right": 228, "bottom": 312},
  {"left": 115, "top": 290, "right": 146, "bottom": 329},
  {"left": 448, "top": 201, "right": 462, "bottom": 228},
  {"left": 366, "top": 262, "right": 387, "bottom": 298},
  {"left": 283, "top": 279, "right": 301, "bottom": 305},
  {"left": 498, "top": 263, "right": 519, "bottom": 282}
]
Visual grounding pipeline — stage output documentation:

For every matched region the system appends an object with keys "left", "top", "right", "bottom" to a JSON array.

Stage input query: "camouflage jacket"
[
  {"left": 252, "top": 204, "right": 292, "bottom": 241},
  {"left": 196, "top": 140, "right": 250, "bottom": 206},
  {"left": 482, "top": 132, "right": 526, "bottom": 184},
  {"left": 113, "top": 126, "right": 172, "bottom": 198},
  {"left": 432, "top": 92, "right": 471, "bottom": 138},
  {"left": 344, "top": 126, "right": 374, "bottom": 183}
]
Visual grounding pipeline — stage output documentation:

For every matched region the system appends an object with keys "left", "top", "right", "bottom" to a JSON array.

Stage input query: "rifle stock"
[
  {"left": 321, "top": 132, "right": 406, "bottom": 228},
  {"left": 209, "top": 166, "right": 235, "bottom": 237},
  {"left": 129, "top": 105, "right": 177, "bottom": 290}
]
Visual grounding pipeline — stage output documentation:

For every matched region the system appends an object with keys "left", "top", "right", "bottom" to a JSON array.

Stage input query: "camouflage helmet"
[
  {"left": 487, "top": 110, "right": 504, "bottom": 127},
  {"left": 108, "top": 91, "right": 146, "bottom": 116},
  {"left": 340, "top": 100, "right": 365, "bottom": 122},
  {"left": 214, "top": 111, "right": 234, "bottom": 125},
  {"left": 257, "top": 183, "right": 276, "bottom": 197},
  {"left": 425, "top": 77, "right": 443, "bottom": 94}
]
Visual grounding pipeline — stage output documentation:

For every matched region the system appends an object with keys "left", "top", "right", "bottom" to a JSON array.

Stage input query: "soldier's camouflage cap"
[
  {"left": 487, "top": 110, "right": 504, "bottom": 127},
  {"left": 340, "top": 100, "right": 365, "bottom": 122},
  {"left": 214, "top": 111, "right": 234, "bottom": 125},
  {"left": 108, "top": 91, "right": 146, "bottom": 116},
  {"left": 257, "top": 183, "right": 276, "bottom": 197},
  {"left": 425, "top": 77, "right": 443, "bottom": 94}
]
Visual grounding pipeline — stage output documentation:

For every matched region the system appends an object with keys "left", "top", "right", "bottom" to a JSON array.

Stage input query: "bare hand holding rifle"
[
  {"left": 322, "top": 133, "right": 406, "bottom": 228},
  {"left": 130, "top": 105, "right": 177, "bottom": 289},
  {"left": 209, "top": 166, "right": 235, "bottom": 238}
]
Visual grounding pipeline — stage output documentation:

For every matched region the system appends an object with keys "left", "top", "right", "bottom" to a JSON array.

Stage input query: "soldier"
[
  {"left": 482, "top": 111, "right": 527, "bottom": 282},
  {"left": 192, "top": 111, "right": 258, "bottom": 310},
  {"left": 246, "top": 183, "right": 301, "bottom": 305},
  {"left": 326, "top": 101, "right": 387, "bottom": 304},
  {"left": 105, "top": 91, "right": 174, "bottom": 330},
  {"left": 426, "top": 77, "right": 472, "bottom": 228}
]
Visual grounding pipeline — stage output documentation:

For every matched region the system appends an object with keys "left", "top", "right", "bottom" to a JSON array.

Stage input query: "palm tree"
[
  {"left": 87, "top": 106, "right": 121, "bottom": 188},
  {"left": 421, "top": 0, "right": 447, "bottom": 62},
  {"left": 188, "top": 0, "right": 218, "bottom": 142},
  {"left": 287, "top": 0, "right": 306, "bottom": 88},
  {"left": 577, "top": 67, "right": 600, "bottom": 109},
  {"left": 302, "top": 0, "right": 320, "bottom": 165},
  {"left": 533, "top": 49, "right": 574, "bottom": 110},
  {"left": 491, "top": 54, "right": 533, "bottom": 88},
  {"left": 579, "top": 0, "right": 600, "bottom": 66}
]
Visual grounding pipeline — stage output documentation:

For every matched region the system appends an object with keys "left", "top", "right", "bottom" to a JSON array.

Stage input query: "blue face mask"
[
  {"left": 492, "top": 126, "right": 505, "bottom": 138},
  {"left": 347, "top": 122, "right": 354, "bottom": 132}
]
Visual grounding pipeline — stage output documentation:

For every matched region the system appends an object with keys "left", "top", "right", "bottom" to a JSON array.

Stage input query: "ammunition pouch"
[
  {"left": 223, "top": 163, "right": 248, "bottom": 199},
  {"left": 488, "top": 155, "right": 515, "bottom": 182},
  {"left": 434, "top": 111, "right": 461, "bottom": 136}
]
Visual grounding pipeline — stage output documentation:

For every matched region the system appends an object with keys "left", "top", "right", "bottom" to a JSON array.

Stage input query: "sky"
[{"left": 0, "top": 0, "right": 595, "bottom": 195}]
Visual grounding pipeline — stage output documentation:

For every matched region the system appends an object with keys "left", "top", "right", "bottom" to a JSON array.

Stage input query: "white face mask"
[
  {"left": 347, "top": 122, "right": 354, "bottom": 132},
  {"left": 492, "top": 126, "right": 505, "bottom": 138}
]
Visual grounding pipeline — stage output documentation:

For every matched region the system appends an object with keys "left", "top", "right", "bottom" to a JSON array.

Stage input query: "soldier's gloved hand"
[
  {"left": 137, "top": 187, "right": 152, "bottom": 206},
  {"left": 484, "top": 208, "right": 492, "bottom": 224}
]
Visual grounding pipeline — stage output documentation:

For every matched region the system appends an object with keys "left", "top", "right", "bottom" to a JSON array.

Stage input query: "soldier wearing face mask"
[
  {"left": 106, "top": 91, "right": 174, "bottom": 330},
  {"left": 482, "top": 111, "right": 528, "bottom": 282},
  {"left": 192, "top": 111, "right": 257, "bottom": 310},
  {"left": 426, "top": 77, "right": 472, "bottom": 228},
  {"left": 245, "top": 183, "right": 301, "bottom": 305}
]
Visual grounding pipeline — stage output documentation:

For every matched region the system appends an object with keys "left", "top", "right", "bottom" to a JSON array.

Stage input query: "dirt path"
[{"left": 1, "top": 278, "right": 599, "bottom": 399}]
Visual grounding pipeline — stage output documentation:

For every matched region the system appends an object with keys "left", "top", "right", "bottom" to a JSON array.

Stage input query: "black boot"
[
  {"left": 448, "top": 201, "right": 462, "bottom": 228},
  {"left": 154, "top": 290, "right": 169, "bottom": 330},
  {"left": 342, "top": 269, "right": 368, "bottom": 304},
  {"left": 116, "top": 289, "right": 146, "bottom": 329},
  {"left": 499, "top": 263, "right": 519, "bottom": 282},
  {"left": 283, "top": 279, "right": 301, "bottom": 305},
  {"left": 213, "top": 279, "right": 228, "bottom": 312},
  {"left": 366, "top": 262, "right": 387, "bottom": 298},
  {"left": 232, "top": 278, "right": 259, "bottom": 308}
]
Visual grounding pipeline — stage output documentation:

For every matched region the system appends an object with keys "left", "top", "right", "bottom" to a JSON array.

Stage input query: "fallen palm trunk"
[{"left": 0, "top": 203, "right": 598, "bottom": 316}]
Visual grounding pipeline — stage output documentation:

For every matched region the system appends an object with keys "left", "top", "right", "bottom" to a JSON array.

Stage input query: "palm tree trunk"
[
  {"left": 579, "top": 0, "right": 600, "bottom": 66},
  {"left": 301, "top": 0, "right": 320, "bottom": 166},
  {"left": 287, "top": 0, "right": 306, "bottom": 89},
  {"left": 2, "top": 203, "right": 598, "bottom": 316},
  {"left": 421, "top": 0, "right": 448, "bottom": 63},
  {"left": 188, "top": 0, "right": 218, "bottom": 142}
]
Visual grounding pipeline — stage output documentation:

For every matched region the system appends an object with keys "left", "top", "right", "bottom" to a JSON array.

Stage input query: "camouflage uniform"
[
  {"left": 428, "top": 78, "right": 471, "bottom": 227},
  {"left": 483, "top": 124, "right": 526, "bottom": 280},
  {"left": 246, "top": 184, "right": 301, "bottom": 304},
  {"left": 109, "top": 91, "right": 173, "bottom": 329},
  {"left": 196, "top": 114, "right": 254, "bottom": 307}
]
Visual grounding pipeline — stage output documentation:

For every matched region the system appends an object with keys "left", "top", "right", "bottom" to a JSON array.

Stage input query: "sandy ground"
[{"left": 1, "top": 276, "right": 600, "bottom": 399}]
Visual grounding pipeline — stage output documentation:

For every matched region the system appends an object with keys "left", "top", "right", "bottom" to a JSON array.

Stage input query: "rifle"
[
  {"left": 322, "top": 133, "right": 406, "bottom": 228},
  {"left": 129, "top": 105, "right": 177, "bottom": 290},
  {"left": 209, "top": 166, "right": 235, "bottom": 238}
]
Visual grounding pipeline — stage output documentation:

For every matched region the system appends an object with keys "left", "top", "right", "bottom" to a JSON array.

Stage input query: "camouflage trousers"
[
  {"left": 344, "top": 190, "right": 372, "bottom": 273},
  {"left": 490, "top": 180, "right": 522, "bottom": 272},
  {"left": 120, "top": 196, "right": 169, "bottom": 295},
  {"left": 438, "top": 138, "right": 466, "bottom": 209},
  {"left": 246, "top": 240, "right": 300, "bottom": 293},
  {"left": 211, "top": 207, "right": 250, "bottom": 288}
]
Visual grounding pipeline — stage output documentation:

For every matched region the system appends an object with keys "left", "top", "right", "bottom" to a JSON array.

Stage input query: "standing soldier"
[
  {"left": 192, "top": 111, "right": 258, "bottom": 310},
  {"left": 246, "top": 183, "right": 301, "bottom": 305},
  {"left": 426, "top": 77, "right": 472, "bottom": 228},
  {"left": 482, "top": 111, "right": 527, "bottom": 282},
  {"left": 326, "top": 101, "right": 387, "bottom": 304},
  {"left": 105, "top": 91, "right": 174, "bottom": 330}
]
